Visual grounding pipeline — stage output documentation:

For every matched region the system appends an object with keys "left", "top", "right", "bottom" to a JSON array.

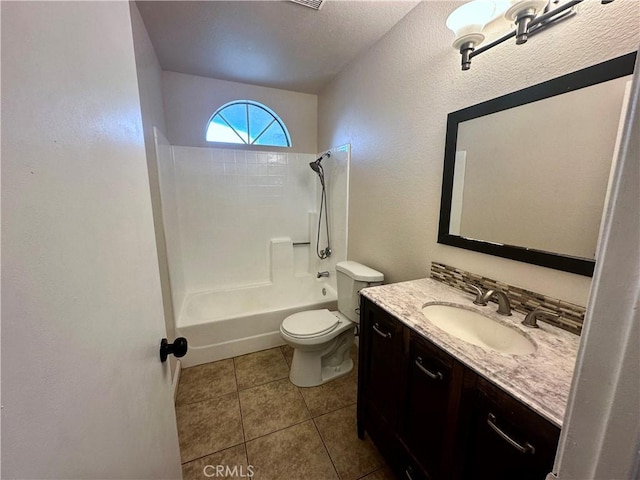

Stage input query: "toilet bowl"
[{"left": 280, "top": 261, "right": 384, "bottom": 387}]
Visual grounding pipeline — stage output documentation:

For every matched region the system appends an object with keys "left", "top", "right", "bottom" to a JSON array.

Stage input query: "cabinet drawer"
[{"left": 463, "top": 377, "right": 560, "bottom": 480}]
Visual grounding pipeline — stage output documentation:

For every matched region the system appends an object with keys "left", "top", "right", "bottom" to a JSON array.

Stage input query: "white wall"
[
  {"left": 163, "top": 71, "right": 318, "bottom": 153},
  {"left": 130, "top": 3, "right": 175, "bottom": 341},
  {"left": 318, "top": 0, "right": 640, "bottom": 306},
  {"left": 1, "top": 2, "right": 182, "bottom": 477}
]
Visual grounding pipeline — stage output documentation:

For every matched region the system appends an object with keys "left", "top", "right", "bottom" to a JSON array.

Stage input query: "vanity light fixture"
[
  {"left": 445, "top": 0, "right": 499, "bottom": 70},
  {"left": 447, "top": 0, "right": 615, "bottom": 70}
]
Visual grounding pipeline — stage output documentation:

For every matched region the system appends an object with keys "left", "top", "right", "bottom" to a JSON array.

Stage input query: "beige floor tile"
[
  {"left": 182, "top": 444, "right": 250, "bottom": 480},
  {"left": 358, "top": 466, "right": 397, "bottom": 480},
  {"left": 234, "top": 347, "right": 289, "bottom": 390},
  {"left": 176, "top": 392, "right": 245, "bottom": 463},
  {"left": 280, "top": 345, "right": 294, "bottom": 367},
  {"left": 177, "top": 359, "right": 237, "bottom": 406},
  {"left": 246, "top": 421, "right": 339, "bottom": 480},
  {"left": 239, "top": 378, "right": 311, "bottom": 440},
  {"left": 314, "top": 404, "right": 383, "bottom": 480},
  {"left": 300, "top": 371, "right": 357, "bottom": 418}
]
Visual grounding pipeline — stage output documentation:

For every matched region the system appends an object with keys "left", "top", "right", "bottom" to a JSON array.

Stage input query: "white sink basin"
[{"left": 422, "top": 304, "right": 536, "bottom": 355}]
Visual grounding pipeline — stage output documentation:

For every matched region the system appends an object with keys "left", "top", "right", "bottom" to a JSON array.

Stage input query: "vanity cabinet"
[{"left": 358, "top": 296, "right": 560, "bottom": 480}]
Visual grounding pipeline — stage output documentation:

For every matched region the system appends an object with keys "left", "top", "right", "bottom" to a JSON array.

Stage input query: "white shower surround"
[{"left": 155, "top": 131, "right": 350, "bottom": 364}]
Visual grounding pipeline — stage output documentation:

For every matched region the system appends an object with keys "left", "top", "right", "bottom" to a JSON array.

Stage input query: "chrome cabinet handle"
[
  {"left": 415, "top": 357, "right": 443, "bottom": 381},
  {"left": 404, "top": 466, "right": 415, "bottom": 480},
  {"left": 372, "top": 323, "right": 392, "bottom": 339},
  {"left": 486, "top": 413, "right": 535, "bottom": 454}
]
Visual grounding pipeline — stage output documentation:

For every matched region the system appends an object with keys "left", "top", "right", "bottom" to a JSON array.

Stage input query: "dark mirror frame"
[{"left": 438, "top": 52, "right": 637, "bottom": 277}]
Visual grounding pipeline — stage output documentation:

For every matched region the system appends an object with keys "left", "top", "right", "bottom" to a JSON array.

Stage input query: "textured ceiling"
[{"left": 136, "top": 0, "right": 421, "bottom": 94}]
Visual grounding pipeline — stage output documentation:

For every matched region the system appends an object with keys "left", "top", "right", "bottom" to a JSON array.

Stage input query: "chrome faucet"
[
  {"left": 522, "top": 309, "right": 560, "bottom": 328},
  {"left": 489, "top": 290, "right": 512, "bottom": 316},
  {"left": 470, "top": 285, "right": 512, "bottom": 316},
  {"left": 317, "top": 271, "right": 330, "bottom": 278}
]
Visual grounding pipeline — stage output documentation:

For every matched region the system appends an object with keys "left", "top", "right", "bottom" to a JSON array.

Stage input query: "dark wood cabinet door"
[
  {"left": 361, "top": 298, "right": 404, "bottom": 428},
  {"left": 462, "top": 377, "right": 560, "bottom": 480},
  {"left": 403, "top": 334, "right": 463, "bottom": 479}
]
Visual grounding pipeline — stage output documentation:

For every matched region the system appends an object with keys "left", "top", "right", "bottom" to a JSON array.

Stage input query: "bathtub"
[{"left": 176, "top": 277, "right": 337, "bottom": 367}]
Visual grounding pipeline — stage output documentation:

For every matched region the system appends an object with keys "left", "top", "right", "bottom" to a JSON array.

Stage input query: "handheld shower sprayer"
[
  {"left": 310, "top": 152, "right": 331, "bottom": 259},
  {"left": 309, "top": 153, "right": 329, "bottom": 186}
]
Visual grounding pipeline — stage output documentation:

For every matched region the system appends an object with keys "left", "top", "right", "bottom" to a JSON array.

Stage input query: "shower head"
[
  {"left": 309, "top": 152, "right": 330, "bottom": 174},
  {"left": 309, "top": 160, "right": 322, "bottom": 174}
]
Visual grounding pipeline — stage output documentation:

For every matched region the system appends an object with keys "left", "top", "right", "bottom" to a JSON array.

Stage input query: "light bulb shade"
[
  {"left": 504, "top": 0, "right": 548, "bottom": 21},
  {"left": 446, "top": 0, "right": 497, "bottom": 42}
]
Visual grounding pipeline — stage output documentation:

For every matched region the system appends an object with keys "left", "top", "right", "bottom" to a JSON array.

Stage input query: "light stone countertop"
[{"left": 360, "top": 278, "right": 581, "bottom": 428}]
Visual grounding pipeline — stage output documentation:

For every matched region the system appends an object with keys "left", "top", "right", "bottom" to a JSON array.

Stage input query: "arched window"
[{"left": 205, "top": 100, "right": 292, "bottom": 147}]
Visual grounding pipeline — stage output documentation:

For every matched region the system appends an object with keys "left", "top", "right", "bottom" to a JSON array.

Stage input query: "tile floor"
[{"left": 176, "top": 345, "right": 396, "bottom": 480}]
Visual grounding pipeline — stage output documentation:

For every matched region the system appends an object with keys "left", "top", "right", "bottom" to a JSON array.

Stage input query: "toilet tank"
[{"left": 336, "top": 261, "right": 384, "bottom": 323}]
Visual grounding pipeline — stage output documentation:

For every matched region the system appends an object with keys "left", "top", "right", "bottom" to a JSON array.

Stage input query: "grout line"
[
  {"left": 236, "top": 374, "right": 290, "bottom": 392},
  {"left": 280, "top": 345, "right": 291, "bottom": 367},
  {"left": 176, "top": 387, "right": 238, "bottom": 408},
  {"left": 295, "top": 383, "right": 314, "bottom": 425},
  {"left": 311, "top": 417, "right": 342, "bottom": 479},
  {"left": 356, "top": 466, "right": 385, "bottom": 480},
  {"left": 310, "top": 401, "right": 357, "bottom": 420},
  {"left": 232, "top": 357, "right": 247, "bottom": 444},
  {"left": 180, "top": 440, "right": 246, "bottom": 466},
  {"left": 244, "top": 417, "right": 313, "bottom": 444},
  {"left": 176, "top": 390, "right": 239, "bottom": 409}
]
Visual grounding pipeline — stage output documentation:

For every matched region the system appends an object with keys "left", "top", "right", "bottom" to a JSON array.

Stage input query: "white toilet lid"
[{"left": 281, "top": 309, "right": 341, "bottom": 338}]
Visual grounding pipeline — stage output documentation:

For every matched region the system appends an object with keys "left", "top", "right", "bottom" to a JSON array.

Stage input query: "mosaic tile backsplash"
[{"left": 430, "top": 262, "right": 585, "bottom": 335}]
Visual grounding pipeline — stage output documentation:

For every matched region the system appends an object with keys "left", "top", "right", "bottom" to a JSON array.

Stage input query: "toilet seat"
[{"left": 281, "top": 309, "right": 341, "bottom": 339}]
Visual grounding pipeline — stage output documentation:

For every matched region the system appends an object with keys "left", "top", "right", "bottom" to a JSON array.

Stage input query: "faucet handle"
[
  {"left": 471, "top": 284, "right": 495, "bottom": 306},
  {"left": 470, "top": 284, "right": 489, "bottom": 306},
  {"left": 522, "top": 309, "right": 560, "bottom": 328}
]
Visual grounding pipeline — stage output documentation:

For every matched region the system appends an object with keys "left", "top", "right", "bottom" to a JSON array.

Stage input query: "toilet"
[{"left": 280, "top": 261, "right": 384, "bottom": 387}]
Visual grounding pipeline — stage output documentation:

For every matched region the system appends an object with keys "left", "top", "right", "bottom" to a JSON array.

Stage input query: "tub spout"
[{"left": 317, "top": 271, "right": 330, "bottom": 278}]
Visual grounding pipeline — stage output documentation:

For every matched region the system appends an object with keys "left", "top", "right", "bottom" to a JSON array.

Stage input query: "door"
[
  {"left": 362, "top": 299, "right": 403, "bottom": 427},
  {"left": 1, "top": 2, "right": 182, "bottom": 478},
  {"left": 403, "top": 335, "right": 462, "bottom": 479}
]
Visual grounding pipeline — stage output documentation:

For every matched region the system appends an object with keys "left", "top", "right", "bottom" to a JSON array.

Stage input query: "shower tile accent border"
[{"left": 430, "top": 262, "right": 585, "bottom": 335}]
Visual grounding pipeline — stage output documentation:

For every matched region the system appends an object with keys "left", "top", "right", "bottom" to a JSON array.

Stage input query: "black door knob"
[{"left": 160, "top": 337, "right": 188, "bottom": 362}]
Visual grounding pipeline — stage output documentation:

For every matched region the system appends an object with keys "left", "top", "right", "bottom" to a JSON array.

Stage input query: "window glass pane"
[
  {"left": 219, "top": 103, "right": 248, "bottom": 143},
  {"left": 254, "top": 122, "right": 288, "bottom": 147},
  {"left": 247, "top": 104, "right": 274, "bottom": 143},
  {"left": 206, "top": 114, "right": 244, "bottom": 144},
  {"left": 205, "top": 101, "right": 290, "bottom": 147}
]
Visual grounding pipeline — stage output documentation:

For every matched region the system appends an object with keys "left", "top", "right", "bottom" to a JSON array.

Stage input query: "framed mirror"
[{"left": 438, "top": 52, "right": 636, "bottom": 276}]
